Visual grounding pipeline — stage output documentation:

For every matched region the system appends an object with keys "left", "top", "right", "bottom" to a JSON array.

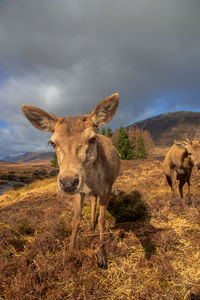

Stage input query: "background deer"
[
  {"left": 22, "top": 93, "right": 120, "bottom": 269},
  {"left": 163, "top": 139, "right": 200, "bottom": 207}
]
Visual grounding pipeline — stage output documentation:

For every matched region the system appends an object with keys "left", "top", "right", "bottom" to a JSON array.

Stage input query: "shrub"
[{"left": 108, "top": 190, "right": 148, "bottom": 223}]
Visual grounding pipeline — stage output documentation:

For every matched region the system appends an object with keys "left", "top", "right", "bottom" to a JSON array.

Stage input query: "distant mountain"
[
  {"left": 3, "top": 152, "right": 54, "bottom": 163},
  {"left": 3, "top": 153, "right": 24, "bottom": 162},
  {"left": 129, "top": 111, "right": 200, "bottom": 146},
  {"left": 0, "top": 160, "right": 9, "bottom": 164}
]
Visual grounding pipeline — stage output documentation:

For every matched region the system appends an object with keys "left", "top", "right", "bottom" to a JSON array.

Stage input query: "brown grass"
[{"left": 0, "top": 158, "right": 200, "bottom": 299}]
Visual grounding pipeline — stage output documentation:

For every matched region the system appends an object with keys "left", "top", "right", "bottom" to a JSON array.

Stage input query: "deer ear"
[
  {"left": 22, "top": 105, "right": 58, "bottom": 132},
  {"left": 90, "top": 93, "right": 119, "bottom": 128},
  {"left": 174, "top": 140, "right": 189, "bottom": 151}
]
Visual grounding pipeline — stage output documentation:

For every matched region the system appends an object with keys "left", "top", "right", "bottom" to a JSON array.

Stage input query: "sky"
[{"left": 0, "top": 0, "right": 200, "bottom": 158}]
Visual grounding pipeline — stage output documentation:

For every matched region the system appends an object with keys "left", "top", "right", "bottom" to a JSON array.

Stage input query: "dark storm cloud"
[{"left": 0, "top": 0, "right": 200, "bottom": 158}]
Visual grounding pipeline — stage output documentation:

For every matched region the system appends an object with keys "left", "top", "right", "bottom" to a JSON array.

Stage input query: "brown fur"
[
  {"left": 22, "top": 93, "right": 120, "bottom": 269},
  {"left": 163, "top": 140, "right": 200, "bottom": 207}
]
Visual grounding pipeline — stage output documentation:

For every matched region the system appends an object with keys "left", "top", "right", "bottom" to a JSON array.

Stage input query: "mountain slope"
[
  {"left": 3, "top": 153, "right": 24, "bottom": 162},
  {"left": 3, "top": 152, "right": 54, "bottom": 163},
  {"left": 130, "top": 111, "right": 200, "bottom": 146},
  {"left": 17, "top": 152, "right": 54, "bottom": 162}
]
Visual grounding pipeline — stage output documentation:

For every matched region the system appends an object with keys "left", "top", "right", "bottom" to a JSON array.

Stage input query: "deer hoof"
[
  {"left": 90, "top": 224, "right": 95, "bottom": 232},
  {"left": 96, "top": 248, "right": 107, "bottom": 269},
  {"left": 188, "top": 202, "right": 194, "bottom": 208}
]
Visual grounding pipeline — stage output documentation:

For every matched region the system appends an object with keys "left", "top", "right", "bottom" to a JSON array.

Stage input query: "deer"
[
  {"left": 22, "top": 93, "right": 120, "bottom": 269},
  {"left": 163, "top": 138, "right": 200, "bottom": 208}
]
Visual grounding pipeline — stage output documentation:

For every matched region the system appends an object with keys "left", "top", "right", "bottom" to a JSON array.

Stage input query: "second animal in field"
[{"left": 163, "top": 139, "right": 200, "bottom": 208}]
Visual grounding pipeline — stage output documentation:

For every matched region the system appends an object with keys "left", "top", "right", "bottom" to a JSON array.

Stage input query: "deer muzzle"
[{"left": 59, "top": 176, "right": 79, "bottom": 193}]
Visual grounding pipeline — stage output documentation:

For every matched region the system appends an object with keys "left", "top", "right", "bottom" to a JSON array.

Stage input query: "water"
[{"left": 0, "top": 181, "right": 25, "bottom": 195}]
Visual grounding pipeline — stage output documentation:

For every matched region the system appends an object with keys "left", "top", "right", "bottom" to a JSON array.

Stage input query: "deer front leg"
[
  {"left": 90, "top": 196, "right": 97, "bottom": 231},
  {"left": 97, "top": 194, "right": 110, "bottom": 269},
  {"left": 69, "top": 193, "right": 85, "bottom": 250}
]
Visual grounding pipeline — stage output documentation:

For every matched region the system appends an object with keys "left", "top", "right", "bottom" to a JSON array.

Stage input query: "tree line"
[
  {"left": 100, "top": 126, "right": 154, "bottom": 160},
  {"left": 51, "top": 126, "right": 154, "bottom": 167}
]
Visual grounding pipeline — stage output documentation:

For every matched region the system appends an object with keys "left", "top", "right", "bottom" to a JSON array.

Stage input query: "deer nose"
[
  {"left": 59, "top": 176, "right": 79, "bottom": 193},
  {"left": 197, "top": 164, "right": 200, "bottom": 170},
  {"left": 71, "top": 176, "right": 79, "bottom": 189}
]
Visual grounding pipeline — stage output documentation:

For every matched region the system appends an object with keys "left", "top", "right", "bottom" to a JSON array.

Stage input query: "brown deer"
[
  {"left": 163, "top": 139, "right": 200, "bottom": 207},
  {"left": 22, "top": 93, "right": 120, "bottom": 269}
]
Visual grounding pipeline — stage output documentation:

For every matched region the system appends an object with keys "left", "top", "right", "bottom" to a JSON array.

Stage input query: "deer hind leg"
[
  {"left": 90, "top": 196, "right": 97, "bottom": 231},
  {"left": 178, "top": 175, "right": 186, "bottom": 199},
  {"left": 170, "top": 169, "right": 177, "bottom": 206},
  {"left": 96, "top": 192, "right": 110, "bottom": 269},
  {"left": 69, "top": 193, "right": 85, "bottom": 250},
  {"left": 166, "top": 175, "right": 172, "bottom": 188},
  {"left": 186, "top": 172, "right": 193, "bottom": 207}
]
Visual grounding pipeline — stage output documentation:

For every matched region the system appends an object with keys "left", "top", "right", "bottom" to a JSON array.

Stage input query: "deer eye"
[
  {"left": 89, "top": 136, "right": 97, "bottom": 144},
  {"left": 49, "top": 140, "right": 56, "bottom": 148},
  {"left": 188, "top": 152, "right": 192, "bottom": 155}
]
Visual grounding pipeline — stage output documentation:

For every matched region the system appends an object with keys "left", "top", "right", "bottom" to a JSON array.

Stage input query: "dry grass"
[{"left": 1, "top": 158, "right": 200, "bottom": 299}]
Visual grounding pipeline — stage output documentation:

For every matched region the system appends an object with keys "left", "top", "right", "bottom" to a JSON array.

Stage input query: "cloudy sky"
[{"left": 0, "top": 0, "right": 200, "bottom": 158}]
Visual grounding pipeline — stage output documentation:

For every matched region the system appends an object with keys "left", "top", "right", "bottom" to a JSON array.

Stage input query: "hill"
[
  {"left": 130, "top": 111, "right": 200, "bottom": 146},
  {"left": 3, "top": 152, "right": 54, "bottom": 163}
]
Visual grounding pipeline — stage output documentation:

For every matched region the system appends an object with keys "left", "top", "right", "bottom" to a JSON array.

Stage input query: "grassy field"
[{"left": 0, "top": 158, "right": 200, "bottom": 299}]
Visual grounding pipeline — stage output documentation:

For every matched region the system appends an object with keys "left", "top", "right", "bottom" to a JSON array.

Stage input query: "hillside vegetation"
[{"left": 0, "top": 159, "right": 200, "bottom": 299}]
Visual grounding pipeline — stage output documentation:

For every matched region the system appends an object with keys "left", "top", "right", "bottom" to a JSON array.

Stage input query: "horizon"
[{"left": 1, "top": 109, "right": 200, "bottom": 160}]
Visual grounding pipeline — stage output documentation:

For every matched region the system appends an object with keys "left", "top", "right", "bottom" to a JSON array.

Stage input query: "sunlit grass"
[{"left": 0, "top": 177, "right": 57, "bottom": 206}]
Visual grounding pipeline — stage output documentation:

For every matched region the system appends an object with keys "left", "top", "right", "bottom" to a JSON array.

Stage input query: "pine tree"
[
  {"left": 106, "top": 127, "right": 112, "bottom": 138},
  {"left": 51, "top": 152, "right": 58, "bottom": 168},
  {"left": 111, "top": 128, "right": 119, "bottom": 148},
  {"left": 117, "top": 126, "right": 133, "bottom": 160},
  {"left": 128, "top": 127, "right": 137, "bottom": 159},
  {"left": 100, "top": 127, "right": 106, "bottom": 135},
  {"left": 135, "top": 136, "right": 147, "bottom": 159}
]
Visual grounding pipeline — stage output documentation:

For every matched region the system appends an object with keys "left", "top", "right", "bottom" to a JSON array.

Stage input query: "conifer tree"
[
  {"left": 106, "top": 127, "right": 112, "bottom": 138},
  {"left": 51, "top": 152, "right": 58, "bottom": 168},
  {"left": 135, "top": 136, "right": 147, "bottom": 159},
  {"left": 128, "top": 127, "right": 137, "bottom": 159},
  {"left": 100, "top": 127, "right": 106, "bottom": 135},
  {"left": 117, "top": 126, "right": 133, "bottom": 160}
]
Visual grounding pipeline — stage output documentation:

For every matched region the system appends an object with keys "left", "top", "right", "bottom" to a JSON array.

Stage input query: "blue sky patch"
[{"left": 0, "top": 121, "right": 7, "bottom": 128}]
